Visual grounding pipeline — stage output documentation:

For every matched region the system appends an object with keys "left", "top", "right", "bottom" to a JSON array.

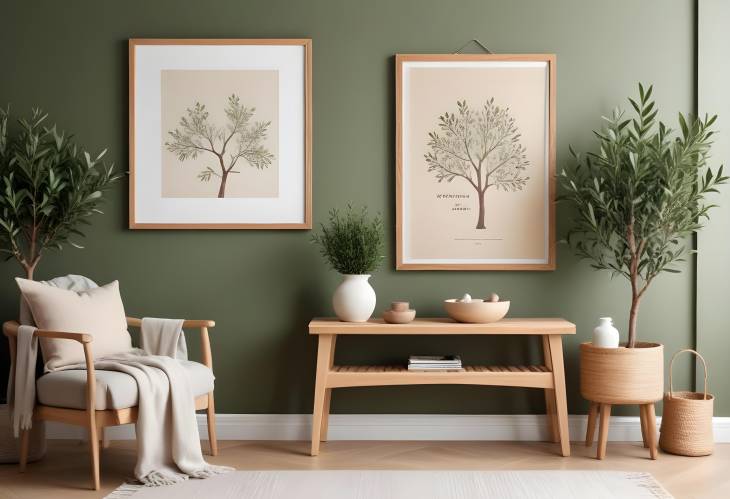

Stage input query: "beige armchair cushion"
[
  {"left": 16, "top": 278, "right": 133, "bottom": 371},
  {"left": 36, "top": 360, "right": 214, "bottom": 410}
]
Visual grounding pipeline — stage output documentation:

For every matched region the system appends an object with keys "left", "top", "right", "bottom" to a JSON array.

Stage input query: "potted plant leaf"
[
  {"left": 0, "top": 107, "right": 121, "bottom": 279},
  {"left": 560, "top": 84, "right": 727, "bottom": 406},
  {"left": 312, "top": 205, "right": 384, "bottom": 322}
]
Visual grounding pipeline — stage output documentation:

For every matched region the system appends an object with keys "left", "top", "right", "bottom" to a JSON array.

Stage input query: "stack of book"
[{"left": 407, "top": 355, "right": 464, "bottom": 372}]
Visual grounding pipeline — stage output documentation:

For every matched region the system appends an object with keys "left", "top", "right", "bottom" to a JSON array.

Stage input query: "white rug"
[{"left": 106, "top": 470, "right": 673, "bottom": 498}]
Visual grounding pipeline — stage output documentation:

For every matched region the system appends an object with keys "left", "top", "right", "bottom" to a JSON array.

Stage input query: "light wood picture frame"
[
  {"left": 129, "top": 39, "right": 312, "bottom": 229},
  {"left": 396, "top": 53, "right": 556, "bottom": 270}
]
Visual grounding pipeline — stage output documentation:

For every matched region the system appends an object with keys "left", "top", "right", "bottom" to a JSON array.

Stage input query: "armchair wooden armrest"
[
  {"left": 125, "top": 317, "right": 215, "bottom": 369},
  {"left": 3, "top": 320, "right": 92, "bottom": 344},
  {"left": 3, "top": 320, "right": 96, "bottom": 374}
]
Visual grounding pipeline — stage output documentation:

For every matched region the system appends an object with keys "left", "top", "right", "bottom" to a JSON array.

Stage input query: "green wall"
[
  {"left": 0, "top": 0, "right": 706, "bottom": 416},
  {"left": 697, "top": 0, "right": 730, "bottom": 416}
]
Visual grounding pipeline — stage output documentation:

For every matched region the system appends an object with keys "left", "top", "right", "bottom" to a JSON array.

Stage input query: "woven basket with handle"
[{"left": 659, "top": 349, "right": 714, "bottom": 456}]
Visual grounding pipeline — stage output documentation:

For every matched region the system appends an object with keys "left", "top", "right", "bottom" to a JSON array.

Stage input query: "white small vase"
[
  {"left": 332, "top": 274, "right": 376, "bottom": 322},
  {"left": 592, "top": 317, "right": 620, "bottom": 348}
]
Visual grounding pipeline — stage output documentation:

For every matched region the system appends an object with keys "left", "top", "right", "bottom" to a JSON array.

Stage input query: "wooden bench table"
[{"left": 309, "top": 317, "right": 576, "bottom": 457}]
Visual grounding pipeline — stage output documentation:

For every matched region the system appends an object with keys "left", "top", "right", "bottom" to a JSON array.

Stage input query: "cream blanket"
[
  {"left": 89, "top": 350, "right": 231, "bottom": 485},
  {"left": 7, "top": 325, "right": 39, "bottom": 437},
  {"left": 140, "top": 317, "right": 187, "bottom": 360}
]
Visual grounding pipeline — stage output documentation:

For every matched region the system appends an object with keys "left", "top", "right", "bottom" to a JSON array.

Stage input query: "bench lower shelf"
[{"left": 327, "top": 365, "right": 553, "bottom": 388}]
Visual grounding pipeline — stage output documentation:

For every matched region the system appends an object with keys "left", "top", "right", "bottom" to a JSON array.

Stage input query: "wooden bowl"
[
  {"left": 383, "top": 308, "right": 416, "bottom": 324},
  {"left": 443, "top": 299, "right": 510, "bottom": 323}
]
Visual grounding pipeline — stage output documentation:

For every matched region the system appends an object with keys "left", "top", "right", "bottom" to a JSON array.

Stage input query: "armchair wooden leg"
[
  {"left": 19, "top": 428, "right": 30, "bottom": 472},
  {"left": 88, "top": 417, "right": 100, "bottom": 490},
  {"left": 88, "top": 428, "right": 100, "bottom": 490},
  {"left": 206, "top": 392, "right": 218, "bottom": 456}
]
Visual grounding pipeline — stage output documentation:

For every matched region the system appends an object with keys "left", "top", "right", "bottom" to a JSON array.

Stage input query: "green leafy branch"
[
  {"left": 559, "top": 84, "right": 728, "bottom": 347},
  {"left": 0, "top": 106, "right": 121, "bottom": 279}
]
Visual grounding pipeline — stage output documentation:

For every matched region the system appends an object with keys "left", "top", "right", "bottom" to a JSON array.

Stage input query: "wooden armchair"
[{"left": 2, "top": 317, "right": 218, "bottom": 491}]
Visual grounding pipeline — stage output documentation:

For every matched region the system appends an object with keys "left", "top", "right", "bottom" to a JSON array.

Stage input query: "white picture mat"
[
  {"left": 401, "top": 60, "right": 550, "bottom": 264},
  {"left": 133, "top": 44, "right": 305, "bottom": 224}
]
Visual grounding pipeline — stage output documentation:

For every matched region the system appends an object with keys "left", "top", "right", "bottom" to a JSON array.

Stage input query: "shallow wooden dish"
[{"left": 443, "top": 299, "right": 510, "bottom": 323}]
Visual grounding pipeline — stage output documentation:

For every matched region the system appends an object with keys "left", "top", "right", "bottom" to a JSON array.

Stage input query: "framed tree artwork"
[
  {"left": 129, "top": 39, "right": 312, "bottom": 229},
  {"left": 396, "top": 54, "right": 556, "bottom": 270}
]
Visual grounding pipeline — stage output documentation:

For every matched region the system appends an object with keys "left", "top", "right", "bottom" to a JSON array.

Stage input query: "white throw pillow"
[{"left": 16, "top": 278, "right": 132, "bottom": 371}]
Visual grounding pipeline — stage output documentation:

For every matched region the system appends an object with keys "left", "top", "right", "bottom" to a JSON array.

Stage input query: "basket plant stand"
[
  {"left": 585, "top": 400, "right": 658, "bottom": 460},
  {"left": 580, "top": 342, "right": 664, "bottom": 460}
]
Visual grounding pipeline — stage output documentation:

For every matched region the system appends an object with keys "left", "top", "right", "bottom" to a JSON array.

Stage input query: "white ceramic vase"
[
  {"left": 332, "top": 274, "right": 376, "bottom": 322},
  {"left": 592, "top": 317, "right": 620, "bottom": 348}
]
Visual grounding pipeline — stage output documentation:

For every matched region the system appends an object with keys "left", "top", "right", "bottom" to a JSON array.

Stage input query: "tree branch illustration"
[
  {"left": 425, "top": 99, "right": 529, "bottom": 229},
  {"left": 165, "top": 94, "right": 274, "bottom": 198}
]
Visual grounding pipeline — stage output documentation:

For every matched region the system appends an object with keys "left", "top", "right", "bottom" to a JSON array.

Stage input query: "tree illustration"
[
  {"left": 425, "top": 99, "right": 529, "bottom": 229},
  {"left": 165, "top": 94, "right": 274, "bottom": 198}
]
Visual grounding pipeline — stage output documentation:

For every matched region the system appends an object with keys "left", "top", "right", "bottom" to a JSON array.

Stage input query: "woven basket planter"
[
  {"left": 580, "top": 342, "right": 664, "bottom": 404},
  {"left": 659, "top": 349, "right": 714, "bottom": 456}
]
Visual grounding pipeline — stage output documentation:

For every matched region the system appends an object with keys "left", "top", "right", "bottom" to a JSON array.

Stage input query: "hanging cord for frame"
[{"left": 453, "top": 39, "right": 492, "bottom": 54}]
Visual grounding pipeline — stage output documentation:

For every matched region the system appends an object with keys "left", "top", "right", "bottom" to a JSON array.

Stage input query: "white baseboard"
[{"left": 45, "top": 414, "right": 730, "bottom": 443}]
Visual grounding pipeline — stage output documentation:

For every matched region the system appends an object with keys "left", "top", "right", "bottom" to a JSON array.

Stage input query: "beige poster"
[
  {"left": 161, "top": 70, "right": 279, "bottom": 198},
  {"left": 404, "top": 62, "right": 549, "bottom": 264}
]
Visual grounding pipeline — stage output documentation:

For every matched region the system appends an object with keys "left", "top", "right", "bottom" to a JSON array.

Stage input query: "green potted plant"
[
  {"left": 312, "top": 205, "right": 384, "bottom": 322},
  {"left": 560, "top": 84, "right": 727, "bottom": 404},
  {"left": 0, "top": 107, "right": 121, "bottom": 280}
]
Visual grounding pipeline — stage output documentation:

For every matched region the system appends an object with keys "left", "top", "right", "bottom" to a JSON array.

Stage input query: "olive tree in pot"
[
  {"left": 312, "top": 205, "right": 384, "bottom": 322},
  {"left": 560, "top": 84, "right": 727, "bottom": 406},
  {"left": 0, "top": 107, "right": 121, "bottom": 280}
]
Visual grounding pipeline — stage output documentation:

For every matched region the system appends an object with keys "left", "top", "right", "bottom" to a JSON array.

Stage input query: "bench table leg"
[
  {"left": 547, "top": 334, "right": 571, "bottom": 457},
  {"left": 541, "top": 335, "right": 559, "bottom": 443},
  {"left": 311, "top": 334, "right": 336, "bottom": 456}
]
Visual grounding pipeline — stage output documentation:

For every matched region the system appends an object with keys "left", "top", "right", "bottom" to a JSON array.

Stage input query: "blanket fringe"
[
  {"left": 141, "top": 470, "right": 189, "bottom": 486},
  {"left": 12, "top": 413, "right": 33, "bottom": 438},
  {"left": 103, "top": 482, "right": 145, "bottom": 499},
  {"left": 105, "top": 467, "right": 234, "bottom": 498},
  {"left": 188, "top": 464, "right": 235, "bottom": 479}
]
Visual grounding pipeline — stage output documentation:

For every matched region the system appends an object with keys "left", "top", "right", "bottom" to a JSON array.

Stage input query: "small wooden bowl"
[
  {"left": 383, "top": 308, "right": 416, "bottom": 324},
  {"left": 443, "top": 299, "right": 510, "bottom": 323}
]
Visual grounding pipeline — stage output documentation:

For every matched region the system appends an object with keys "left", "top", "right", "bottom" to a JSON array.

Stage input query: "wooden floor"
[{"left": 1, "top": 440, "right": 728, "bottom": 498}]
